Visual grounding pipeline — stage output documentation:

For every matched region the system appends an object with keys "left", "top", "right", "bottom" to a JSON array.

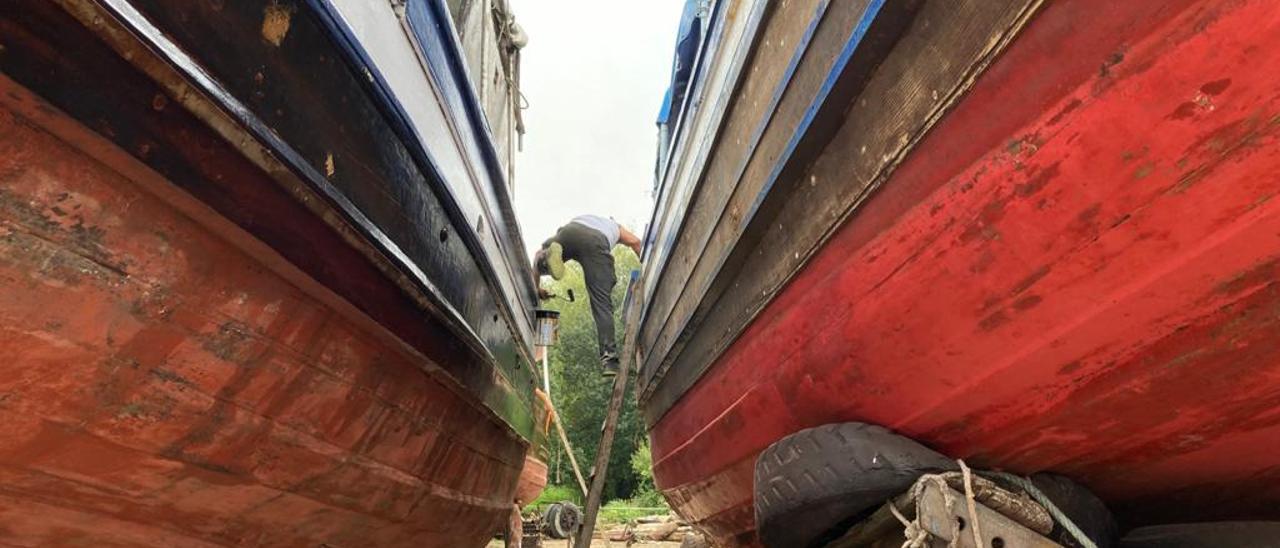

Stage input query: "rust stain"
[
  {"left": 978, "top": 310, "right": 1010, "bottom": 332},
  {"left": 1012, "top": 294, "right": 1043, "bottom": 311},
  {"left": 1047, "top": 98, "right": 1083, "bottom": 126},
  {"left": 1015, "top": 161, "right": 1061, "bottom": 197},
  {"left": 1057, "top": 360, "right": 1083, "bottom": 375},
  {"left": 1098, "top": 50, "right": 1125, "bottom": 78},
  {"left": 959, "top": 200, "right": 1007, "bottom": 243},
  {"left": 1168, "top": 101, "right": 1199, "bottom": 120},
  {"left": 261, "top": 2, "right": 295, "bottom": 47},
  {"left": 1077, "top": 203, "right": 1103, "bottom": 222},
  {"left": 1133, "top": 162, "right": 1155, "bottom": 180},
  {"left": 1009, "top": 265, "right": 1052, "bottom": 297},
  {"left": 1215, "top": 259, "right": 1279, "bottom": 296},
  {"left": 1200, "top": 78, "right": 1232, "bottom": 96}
]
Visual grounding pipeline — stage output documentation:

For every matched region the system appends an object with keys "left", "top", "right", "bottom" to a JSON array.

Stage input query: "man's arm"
[{"left": 618, "top": 226, "right": 643, "bottom": 258}]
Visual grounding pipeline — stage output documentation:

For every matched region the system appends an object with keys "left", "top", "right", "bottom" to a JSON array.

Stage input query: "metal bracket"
[{"left": 917, "top": 483, "right": 1062, "bottom": 548}]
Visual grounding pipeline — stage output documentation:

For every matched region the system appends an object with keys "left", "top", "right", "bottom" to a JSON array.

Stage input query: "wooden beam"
[{"left": 574, "top": 272, "right": 643, "bottom": 548}]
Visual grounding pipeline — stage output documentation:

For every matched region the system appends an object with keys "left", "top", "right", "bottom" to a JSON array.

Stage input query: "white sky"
[{"left": 508, "top": 0, "right": 686, "bottom": 256}]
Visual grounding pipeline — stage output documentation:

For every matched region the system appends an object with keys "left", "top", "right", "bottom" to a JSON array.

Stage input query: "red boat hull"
[
  {"left": 651, "top": 0, "right": 1280, "bottom": 543},
  {"left": 0, "top": 81, "right": 525, "bottom": 546}
]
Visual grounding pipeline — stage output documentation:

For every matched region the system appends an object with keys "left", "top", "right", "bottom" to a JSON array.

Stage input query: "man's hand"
[
  {"left": 618, "top": 225, "right": 643, "bottom": 258},
  {"left": 537, "top": 287, "right": 553, "bottom": 300}
]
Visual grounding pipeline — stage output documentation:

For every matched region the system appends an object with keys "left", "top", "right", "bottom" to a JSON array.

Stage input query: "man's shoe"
[
  {"left": 547, "top": 242, "right": 566, "bottom": 280},
  {"left": 602, "top": 352, "right": 620, "bottom": 377}
]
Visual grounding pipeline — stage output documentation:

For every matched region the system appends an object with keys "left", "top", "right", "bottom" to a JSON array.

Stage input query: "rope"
[
  {"left": 983, "top": 471, "right": 1097, "bottom": 548},
  {"left": 893, "top": 473, "right": 963, "bottom": 548},
  {"left": 892, "top": 460, "right": 1099, "bottom": 548},
  {"left": 958, "top": 460, "right": 984, "bottom": 548}
]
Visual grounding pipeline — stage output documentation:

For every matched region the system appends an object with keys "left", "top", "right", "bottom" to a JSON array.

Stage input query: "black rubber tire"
[
  {"left": 542, "top": 503, "right": 564, "bottom": 539},
  {"left": 542, "top": 501, "right": 581, "bottom": 539},
  {"left": 1025, "top": 473, "right": 1118, "bottom": 548},
  {"left": 753, "top": 422, "right": 957, "bottom": 548},
  {"left": 1120, "top": 522, "right": 1280, "bottom": 548}
]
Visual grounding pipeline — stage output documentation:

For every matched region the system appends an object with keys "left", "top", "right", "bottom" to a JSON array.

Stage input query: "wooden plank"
[
  {"left": 573, "top": 272, "right": 643, "bottom": 548},
  {"left": 638, "top": 0, "right": 838, "bottom": 385},
  {"left": 642, "top": 0, "right": 769, "bottom": 310},
  {"left": 637, "top": 0, "right": 918, "bottom": 401},
  {"left": 7, "top": 0, "right": 538, "bottom": 435},
  {"left": 641, "top": 0, "right": 1045, "bottom": 423}
]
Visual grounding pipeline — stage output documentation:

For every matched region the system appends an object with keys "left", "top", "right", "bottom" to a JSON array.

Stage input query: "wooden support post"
[
  {"left": 573, "top": 272, "right": 643, "bottom": 548},
  {"left": 536, "top": 389, "right": 589, "bottom": 497},
  {"left": 553, "top": 403, "right": 590, "bottom": 497}
]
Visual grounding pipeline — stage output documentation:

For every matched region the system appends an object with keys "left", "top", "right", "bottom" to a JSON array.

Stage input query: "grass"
[
  {"left": 530, "top": 485, "right": 671, "bottom": 525},
  {"left": 530, "top": 484, "right": 582, "bottom": 509},
  {"left": 597, "top": 501, "right": 669, "bottom": 525}
]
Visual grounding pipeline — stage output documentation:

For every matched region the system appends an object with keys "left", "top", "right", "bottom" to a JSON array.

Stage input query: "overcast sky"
[{"left": 508, "top": 0, "right": 686, "bottom": 255}]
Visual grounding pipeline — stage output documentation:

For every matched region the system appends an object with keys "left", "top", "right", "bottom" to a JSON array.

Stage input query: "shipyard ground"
[{"left": 487, "top": 540, "right": 682, "bottom": 547}]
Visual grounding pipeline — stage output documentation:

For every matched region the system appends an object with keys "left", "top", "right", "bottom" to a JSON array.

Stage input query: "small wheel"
[
  {"left": 542, "top": 501, "right": 581, "bottom": 539},
  {"left": 541, "top": 503, "right": 562, "bottom": 538}
]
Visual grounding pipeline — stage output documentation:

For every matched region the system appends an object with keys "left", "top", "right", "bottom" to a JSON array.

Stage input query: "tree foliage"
[{"left": 539, "top": 247, "right": 648, "bottom": 503}]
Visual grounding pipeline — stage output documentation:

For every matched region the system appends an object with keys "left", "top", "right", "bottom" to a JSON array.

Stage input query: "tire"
[
  {"left": 1120, "top": 522, "right": 1280, "bottom": 547},
  {"left": 542, "top": 501, "right": 582, "bottom": 539},
  {"left": 753, "top": 422, "right": 957, "bottom": 548},
  {"left": 1025, "top": 473, "right": 1118, "bottom": 548},
  {"left": 542, "top": 503, "right": 563, "bottom": 538}
]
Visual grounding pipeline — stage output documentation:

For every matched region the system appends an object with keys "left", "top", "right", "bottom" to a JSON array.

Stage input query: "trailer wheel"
[
  {"left": 1120, "top": 522, "right": 1280, "bottom": 547},
  {"left": 752, "top": 422, "right": 956, "bottom": 548}
]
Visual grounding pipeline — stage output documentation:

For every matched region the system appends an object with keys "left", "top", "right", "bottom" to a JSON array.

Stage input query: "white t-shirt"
[{"left": 571, "top": 214, "right": 620, "bottom": 247}]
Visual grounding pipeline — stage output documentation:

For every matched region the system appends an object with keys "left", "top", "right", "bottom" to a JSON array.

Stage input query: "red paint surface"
[
  {"left": 650, "top": 0, "right": 1280, "bottom": 544},
  {"left": 0, "top": 86, "right": 524, "bottom": 546}
]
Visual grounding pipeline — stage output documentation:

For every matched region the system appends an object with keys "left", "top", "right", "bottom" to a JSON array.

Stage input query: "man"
[{"left": 533, "top": 215, "right": 642, "bottom": 376}]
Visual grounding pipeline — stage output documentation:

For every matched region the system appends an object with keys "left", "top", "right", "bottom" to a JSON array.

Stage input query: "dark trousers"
[{"left": 550, "top": 223, "right": 617, "bottom": 359}]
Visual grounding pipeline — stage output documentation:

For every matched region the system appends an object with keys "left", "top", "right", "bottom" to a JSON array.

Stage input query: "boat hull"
[
  {"left": 646, "top": 0, "right": 1280, "bottom": 544},
  {"left": 0, "top": 82, "right": 523, "bottom": 545},
  {"left": 0, "top": 0, "right": 542, "bottom": 545}
]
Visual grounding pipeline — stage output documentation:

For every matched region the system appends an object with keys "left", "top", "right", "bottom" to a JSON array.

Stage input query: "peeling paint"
[{"left": 261, "top": 2, "right": 295, "bottom": 47}]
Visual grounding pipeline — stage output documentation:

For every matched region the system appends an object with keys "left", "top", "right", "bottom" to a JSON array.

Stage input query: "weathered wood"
[
  {"left": 641, "top": 0, "right": 1044, "bottom": 424},
  {"left": 642, "top": 0, "right": 770, "bottom": 309},
  {"left": 639, "top": 0, "right": 844, "bottom": 387},
  {"left": 574, "top": 273, "right": 643, "bottom": 548}
]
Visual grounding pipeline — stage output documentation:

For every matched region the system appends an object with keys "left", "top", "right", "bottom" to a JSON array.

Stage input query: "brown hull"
[
  {"left": 515, "top": 456, "right": 549, "bottom": 507},
  {"left": 0, "top": 80, "right": 523, "bottom": 546}
]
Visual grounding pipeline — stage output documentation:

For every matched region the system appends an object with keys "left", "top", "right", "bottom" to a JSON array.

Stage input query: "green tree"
[{"left": 539, "top": 247, "right": 649, "bottom": 504}]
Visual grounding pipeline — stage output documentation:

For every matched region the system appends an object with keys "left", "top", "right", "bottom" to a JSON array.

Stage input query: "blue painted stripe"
[
  {"left": 643, "top": 0, "right": 888, "bottom": 382},
  {"left": 642, "top": 0, "right": 832, "bottom": 332}
]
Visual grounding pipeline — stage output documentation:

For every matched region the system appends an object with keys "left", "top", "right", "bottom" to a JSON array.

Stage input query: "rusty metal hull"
[{"left": 643, "top": 0, "right": 1280, "bottom": 544}]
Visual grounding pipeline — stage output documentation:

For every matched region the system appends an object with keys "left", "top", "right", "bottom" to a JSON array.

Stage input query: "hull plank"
[
  {"left": 0, "top": 1, "right": 542, "bottom": 545},
  {"left": 646, "top": 0, "right": 1280, "bottom": 543},
  {"left": 0, "top": 86, "right": 521, "bottom": 545}
]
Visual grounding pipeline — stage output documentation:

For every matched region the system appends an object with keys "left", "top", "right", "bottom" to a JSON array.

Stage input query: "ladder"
[{"left": 572, "top": 271, "right": 643, "bottom": 548}]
